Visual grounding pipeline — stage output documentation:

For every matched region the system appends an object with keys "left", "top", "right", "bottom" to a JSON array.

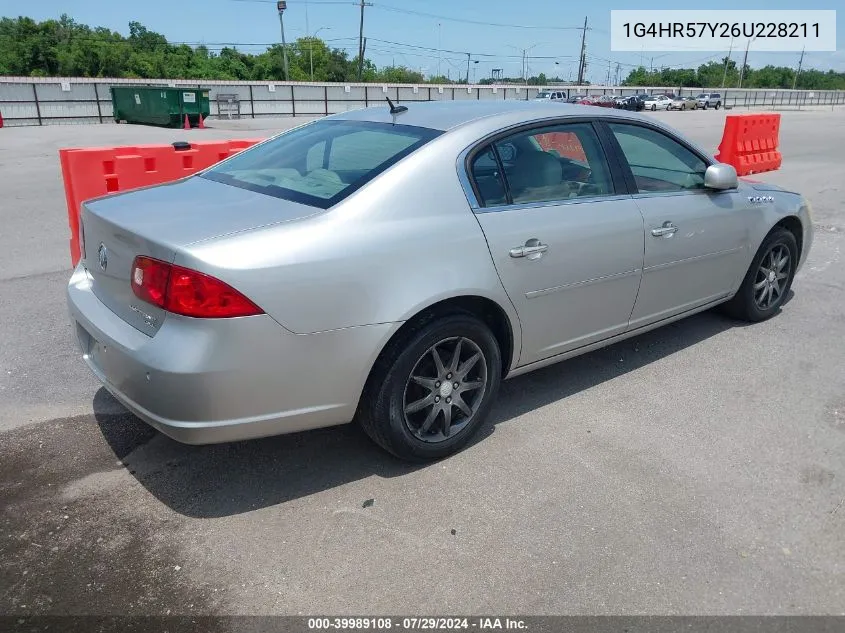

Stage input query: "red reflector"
[{"left": 130, "top": 256, "right": 263, "bottom": 318}]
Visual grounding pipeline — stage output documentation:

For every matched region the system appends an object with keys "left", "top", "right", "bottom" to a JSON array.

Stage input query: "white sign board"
[
  {"left": 413, "top": 86, "right": 419, "bottom": 94},
  {"left": 60, "top": 81, "right": 71, "bottom": 92},
  {"left": 134, "top": 93, "right": 141, "bottom": 105},
  {"left": 182, "top": 92, "right": 196, "bottom": 103},
  {"left": 344, "top": 85, "right": 351, "bottom": 93},
  {"left": 382, "top": 86, "right": 388, "bottom": 93},
  {"left": 492, "top": 87, "right": 497, "bottom": 93},
  {"left": 268, "top": 83, "right": 276, "bottom": 92},
  {"left": 438, "top": 87, "right": 444, "bottom": 94}
]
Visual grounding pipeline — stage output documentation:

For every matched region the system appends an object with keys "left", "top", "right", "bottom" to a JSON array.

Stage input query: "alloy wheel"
[
  {"left": 402, "top": 337, "right": 488, "bottom": 443},
  {"left": 754, "top": 244, "right": 791, "bottom": 309}
]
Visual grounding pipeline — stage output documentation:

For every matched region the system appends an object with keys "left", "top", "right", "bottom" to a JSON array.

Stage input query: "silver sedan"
[{"left": 67, "top": 101, "right": 813, "bottom": 461}]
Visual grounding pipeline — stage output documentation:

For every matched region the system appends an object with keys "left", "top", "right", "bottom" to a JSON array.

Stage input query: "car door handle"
[
  {"left": 510, "top": 241, "right": 548, "bottom": 258},
  {"left": 651, "top": 222, "right": 678, "bottom": 237}
]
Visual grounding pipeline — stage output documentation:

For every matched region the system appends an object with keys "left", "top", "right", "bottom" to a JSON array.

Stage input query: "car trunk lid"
[{"left": 80, "top": 176, "right": 320, "bottom": 335}]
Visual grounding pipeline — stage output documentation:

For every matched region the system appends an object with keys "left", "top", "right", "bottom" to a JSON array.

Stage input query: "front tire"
[
  {"left": 358, "top": 314, "right": 502, "bottom": 461},
  {"left": 722, "top": 228, "right": 798, "bottom": 322},
  {"left": 651, "top": 104, "right": 657, "bottom": 111}
]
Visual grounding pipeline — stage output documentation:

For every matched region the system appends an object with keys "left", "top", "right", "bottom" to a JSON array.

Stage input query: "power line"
[{"left": 371, "top": 3, "right": 587, "bottom": 30}]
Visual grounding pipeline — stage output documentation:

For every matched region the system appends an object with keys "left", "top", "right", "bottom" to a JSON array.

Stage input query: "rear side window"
[
  {"left": 202, "top": 120, "right": 440, "bottom": 209},
  {"left": 469, "top": 145, "right": 508, "bottom": 207},
  {"left": 469, "top": 122, "right": 615, "bottom": 208}
]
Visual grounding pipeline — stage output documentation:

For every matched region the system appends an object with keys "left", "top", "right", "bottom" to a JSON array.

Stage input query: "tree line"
[
  {"left": 622, "top": 58, "right": 845, "bottom": 90},
  {"left": 1, "top": 16, "right": 843, "bottom": 90},
  {"left": 0, "top": 15, "right": 436, "bottom": 83}
]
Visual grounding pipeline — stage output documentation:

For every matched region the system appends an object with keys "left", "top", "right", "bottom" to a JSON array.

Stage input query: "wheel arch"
[
  {"left": 773, "top": 215, "right": 804, "bottom": 261},
  {"left": 356, "top": 295, "right": 518, "bottom": 417}
]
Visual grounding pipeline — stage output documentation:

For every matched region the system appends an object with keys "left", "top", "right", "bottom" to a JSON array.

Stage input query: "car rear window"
[{"left": 201, "top": 120, "right": 440, "bottom": 209}]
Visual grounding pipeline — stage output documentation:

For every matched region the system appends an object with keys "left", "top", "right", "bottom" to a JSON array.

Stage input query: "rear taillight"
[{"left": 131, "top": 256, "right": 263, "bottom": 318}]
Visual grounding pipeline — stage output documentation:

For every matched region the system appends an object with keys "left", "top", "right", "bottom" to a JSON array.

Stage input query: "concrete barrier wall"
[{"left": 1, "top": 76, "right": 843, "bottom": 126}]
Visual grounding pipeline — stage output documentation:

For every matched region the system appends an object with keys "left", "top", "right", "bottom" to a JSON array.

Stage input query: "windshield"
[
  {"left": 696, "top": 94, "right": 707, "bottom": 98},
  {"left": 201, "top": 119, "right": 440, "bottom": 209},
  {"left": 536, "top": 92, "right": 551, "bottom": 98}
]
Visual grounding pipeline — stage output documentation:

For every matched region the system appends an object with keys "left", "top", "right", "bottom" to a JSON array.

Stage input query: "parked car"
[
  {"left": 579, "top": 95, "right": 615, "bottom": 108},
  {"left": 567, "top": 94, "right": 587, "bottom": 103},
  {"left": 643, "top": 94, "right": 672, "bottom": 111},
  {"left": 68, "top": 100, "right": 813, "bottom": 461},
  {"left": 696, "top": 92, "right": 722, "bottom": 109},
  {"left": 616, "top": 95, "right": 645, "bottom": 111},
  {"left": 668, "top": 96, "right": 698, "bottom": 110},
  {"left": 535, "top": 90, "right": 567, "bottom": 102}
]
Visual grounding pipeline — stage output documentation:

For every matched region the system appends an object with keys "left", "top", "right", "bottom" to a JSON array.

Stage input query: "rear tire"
[
  {"left": 715, "top": 101, "right": 722, "bottom": 110},
  {"left": 721, "top": 228, "right": 798, "bottom": 322},
  {"left": 358, "top": 314, "right": 502, "bottom": 461},
  {"left": 651, "top": 104, "right": 656, "bottom": 111},
  {"left": 704, "top": 102, "right": 709, "bottom": 109}
]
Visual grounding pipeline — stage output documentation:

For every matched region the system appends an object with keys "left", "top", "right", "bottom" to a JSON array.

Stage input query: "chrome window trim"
[{"left": 475, "top": 193, "right": 635, "bottom": 214}]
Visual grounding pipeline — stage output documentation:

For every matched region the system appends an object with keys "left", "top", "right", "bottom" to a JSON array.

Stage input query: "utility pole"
[
  {"left": 792, "top": 46, "right": 805, "bottom": 90},
  {"left": 437, "top": 23, "right": 442, "bottom": 78},
  {"left": 522, "top": 49, "right": 526, "bottom": 83},
  {"left": 357, "top": 0, "right": 366, "bottom": 80},
  {"left": 615, "top": 63, "right": 621, "bottom": 86},
  {"left": 466, "top": 52, "right": 471, "bottom": 84},
  {"left": 738, "top": 38, "right": 751, "bottom": 88},
  {"left": 276, "top": 1, "right": 289, "bottom": 81},
  {"left": 576, "top": 16, "right": 587, "bottom": 86},
  {"left": 721, "top": 38, "right": 733, "bottom": 88}
]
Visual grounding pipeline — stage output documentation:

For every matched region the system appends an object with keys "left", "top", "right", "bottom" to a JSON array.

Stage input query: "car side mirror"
[{"left": 704, "top": 163, "right": 738, "bottom": 190}]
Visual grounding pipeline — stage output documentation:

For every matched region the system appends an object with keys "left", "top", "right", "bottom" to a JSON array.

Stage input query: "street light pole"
[
  {"left": 276, "top": 1, "right": 289, "bottom": 81},
  {"left": 310, "top": 27, "right": 330, "bottom": 81},
  {"left": 738, "top": 36, "right": 758, "bottom": 89},
  {"left": 721, "top": 37, "right": 733, "bottom": 88}
]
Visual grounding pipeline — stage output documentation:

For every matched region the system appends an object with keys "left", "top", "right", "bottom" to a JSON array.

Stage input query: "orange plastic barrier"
[
  {"left": 535, "top": 132, "right": 588, "bottom": 163},
  {"left": 715, "top": 113, "right": 782, "bottom": 177},
  {"left": 60, "top": 138, "right": 264, "bottom": 265}
]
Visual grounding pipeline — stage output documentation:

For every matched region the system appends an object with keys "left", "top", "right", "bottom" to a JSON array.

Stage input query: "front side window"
[
  {"left": 608, "top": 123, "right": 708, "bottom": 193},
  {"left": 470, "top": 122, "right": 615, "bottom": 207},
  {"left": 202, "top": 120, "right": 440, "bottom": 209}
]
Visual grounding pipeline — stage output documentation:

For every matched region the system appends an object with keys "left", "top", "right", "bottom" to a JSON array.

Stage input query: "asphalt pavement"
[{"left": 1, "top": 108, "right": 843, "bottom": 618}]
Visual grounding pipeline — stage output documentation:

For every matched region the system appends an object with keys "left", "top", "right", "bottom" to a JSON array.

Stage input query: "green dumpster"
[{"left": 110, "top": 86, "right": 211, "bottom": 128}]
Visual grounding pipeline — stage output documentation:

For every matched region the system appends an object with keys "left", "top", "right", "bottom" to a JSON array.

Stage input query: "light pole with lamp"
[
  {"left": 506, "top": 43, "right": 544, "bottom": 84},
  {"left": 310, "top": 27, "right": 330, "bottom": 81},
  {"left": 738, "top": 35, "right": 759, "bottom": 88},
  {"left": 276, "top": 1, "right": 290, "bottom": 81}
]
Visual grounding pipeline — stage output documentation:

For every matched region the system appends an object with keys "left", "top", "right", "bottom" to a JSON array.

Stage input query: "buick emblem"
[{"left": 97, "top": 242, "right": 108, "bottom": 271}]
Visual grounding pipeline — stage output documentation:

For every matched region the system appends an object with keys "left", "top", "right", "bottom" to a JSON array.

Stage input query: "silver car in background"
[
  {"left": 668, "top": 96, "right": 698, "bottom": 110},
  {"left": 68, "top": 101, "right": 813, "bottom": 461}
]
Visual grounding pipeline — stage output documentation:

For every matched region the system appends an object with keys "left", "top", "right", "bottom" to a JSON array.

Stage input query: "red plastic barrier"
[
  {"left": 535, "top": 131, "right": 588, "bottom": 163},
  {"left": 60, "top": 138, "right": 264, "bottom": 265},
  {"left": 715, "top": 113, "right": 782, "bottom": 177}
]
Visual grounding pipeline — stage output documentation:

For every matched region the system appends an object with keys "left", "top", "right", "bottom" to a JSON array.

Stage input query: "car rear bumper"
[{"left": 67, "top": 265, "right": 397, "bottom": 444}]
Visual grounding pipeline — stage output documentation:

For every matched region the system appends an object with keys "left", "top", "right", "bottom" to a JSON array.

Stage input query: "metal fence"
[{"left": 1, "top": 76, "right": 843, "bottom": 126}]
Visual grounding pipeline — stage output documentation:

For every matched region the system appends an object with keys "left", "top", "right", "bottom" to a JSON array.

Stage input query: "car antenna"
[{"left": 385, "top": 96, "right": 408, "bottom": 115}]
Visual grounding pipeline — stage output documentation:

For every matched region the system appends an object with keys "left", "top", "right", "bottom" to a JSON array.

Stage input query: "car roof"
[
  {"left": 325, "top": 100, "right": 626, "bottom": 132},
  {"left": 320, "top": 99, "right": 712, "bottom": 158}
]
